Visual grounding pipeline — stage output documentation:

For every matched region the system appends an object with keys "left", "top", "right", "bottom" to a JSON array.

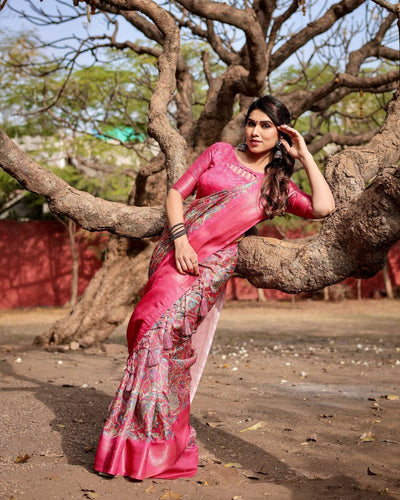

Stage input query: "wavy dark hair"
[{"left": 244, "top": 95, "right": 294, "bottom": 218}]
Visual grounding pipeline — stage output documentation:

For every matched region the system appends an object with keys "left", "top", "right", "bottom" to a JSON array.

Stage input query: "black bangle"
[
  {"left": 171, "top": 229, "right": 187, "bottom": 241},
  {"left": 170, "top": 222, "right": 185, "bottom": 234}
]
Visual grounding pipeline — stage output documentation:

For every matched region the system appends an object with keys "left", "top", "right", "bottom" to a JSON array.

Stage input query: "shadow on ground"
[{"left": 1, "top": 357, "right": 395, "bottom": 500}]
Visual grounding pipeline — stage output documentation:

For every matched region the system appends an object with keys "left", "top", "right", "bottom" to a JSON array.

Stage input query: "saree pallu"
[{"left": 94, "top": 179, "right": 266, "bottom": 480}]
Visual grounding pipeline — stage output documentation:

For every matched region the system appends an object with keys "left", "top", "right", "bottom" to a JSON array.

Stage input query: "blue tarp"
[{"left": 93, "top": 126, "right": 146, "bottom": 143}]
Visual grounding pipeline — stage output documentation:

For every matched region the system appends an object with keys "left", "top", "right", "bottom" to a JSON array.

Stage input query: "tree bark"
[
  {"left": 33, "top": 168, "right": 167, "bottom": 348},
  {"left": 35, "top": 235, "right": 155, "bottom": 347},
  {"left": 237, "top": 164, "right": 400, "bottom": 292}
]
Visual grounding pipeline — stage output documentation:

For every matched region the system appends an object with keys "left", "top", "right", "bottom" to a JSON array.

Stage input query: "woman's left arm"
[{"left": 279, "top": 124, "right": 335, "bottom": 218}]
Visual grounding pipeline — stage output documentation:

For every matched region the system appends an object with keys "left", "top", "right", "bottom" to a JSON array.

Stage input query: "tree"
[{"left": 0, "top": 0, "right": 399, "bottom": 348}]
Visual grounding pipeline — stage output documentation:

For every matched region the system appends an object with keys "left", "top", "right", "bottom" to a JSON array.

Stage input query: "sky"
[
  {"left": 2, "top": 0, "right": 395, "bottom": 70},
  {"left": 3, "top": 0, "right": 140, "bottom": 63},
  {"left": 1, "top": 0, "right": 398, "bottom": 78}
]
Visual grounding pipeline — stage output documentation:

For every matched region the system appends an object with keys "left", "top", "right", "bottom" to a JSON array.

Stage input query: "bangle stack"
[{"left": 170, "top": 222, "right": 187, "bottom": 241}]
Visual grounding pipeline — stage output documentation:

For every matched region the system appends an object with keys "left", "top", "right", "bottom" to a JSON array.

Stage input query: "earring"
[
  {"left": 237, "top": 140, "right": 248, "bottom": 152},
  {"left": 274, "top": 140, "right": 283, "bottom": 159}
]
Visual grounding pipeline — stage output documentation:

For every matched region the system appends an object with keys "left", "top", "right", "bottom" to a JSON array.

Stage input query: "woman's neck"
[{"left": 236, "top": 149, "right": 273, "bottom": 173}]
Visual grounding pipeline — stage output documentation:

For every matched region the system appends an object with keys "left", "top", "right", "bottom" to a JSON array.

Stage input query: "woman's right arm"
[
  {"left": 165, "top": 188, "right": 199, "bottom": 275},
  {"left": 165, "top": 143, "right": 221, "bottom": 275}
]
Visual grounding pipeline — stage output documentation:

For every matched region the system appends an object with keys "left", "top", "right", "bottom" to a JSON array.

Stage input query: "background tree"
[{"left": 0, "top": 0, "right": 399, "bottom": 348}]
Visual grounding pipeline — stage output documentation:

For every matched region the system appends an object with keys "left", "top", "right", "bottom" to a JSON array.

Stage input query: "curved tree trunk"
[
  {"left": 35, "top": 235, "right": 155, "bottom": 347},
  {"left": 34, "top": 167, "right": 166, "bottom": 348}
]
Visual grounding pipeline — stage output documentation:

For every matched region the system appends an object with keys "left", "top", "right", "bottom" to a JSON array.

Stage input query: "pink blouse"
[{"left": 172, "top": 142, "right": 315, "bottom": 219}]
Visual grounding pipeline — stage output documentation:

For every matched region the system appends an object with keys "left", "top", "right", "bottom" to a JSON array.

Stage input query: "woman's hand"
[
  {"left": 278, "top": 124, "right": 335, "bottom": 218},
  {"left": 165, "top": 188, "right": 199, "bottom": 275},
  {"left": 278, "top": 124, "right": 311, "bottom": 162},
  {"left": 174, "top": 236, "right": 199, "bottom": 275}
]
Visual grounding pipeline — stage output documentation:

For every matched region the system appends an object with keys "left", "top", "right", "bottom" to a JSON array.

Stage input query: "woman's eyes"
[{"left": 247, "top": 121, "right": 271, "bottom": 128}]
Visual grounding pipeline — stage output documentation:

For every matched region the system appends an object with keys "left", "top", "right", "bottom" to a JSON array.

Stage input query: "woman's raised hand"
[
  {"left": 278, "top": 124, "right": 311, "bottom": 162},
  {"left": 174, "top": 237, "right": 199, "bottom": 275},
  {"left": 278, "top": 124, "right": 335, "bottom": 217}
]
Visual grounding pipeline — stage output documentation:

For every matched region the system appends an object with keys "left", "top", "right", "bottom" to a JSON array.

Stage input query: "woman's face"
[{"left": 245, "top": 109, "right": 279, "bottom": 155}]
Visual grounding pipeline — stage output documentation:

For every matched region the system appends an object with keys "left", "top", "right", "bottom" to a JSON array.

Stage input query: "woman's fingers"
[
  {"left": 192, "top": 260, "right": 199, "bottom": 275},
  {"left": 174, "top": 239, "right": 199, "bottom": 275},
  {"left": 188, "top": 257, "right": 199, "bottom": 275},
  {"left": 278, "top": 125, "right": 308, "bottom": 159},
  {"left": 175, "top": 254, "right": 199, "bottom": 275},
  {"left": 183, "top": 255, "right": 199, "bottom": 275},
  {"left": 175, "top": 257, "right": 185, "bottom": 275},
  {"left": 280, "top": 137, "right": 290, "bottom": 151}
]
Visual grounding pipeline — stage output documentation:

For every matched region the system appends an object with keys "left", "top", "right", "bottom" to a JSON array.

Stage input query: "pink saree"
[{"left": 94, "top": 143, "right": 315, "bottom": 480}]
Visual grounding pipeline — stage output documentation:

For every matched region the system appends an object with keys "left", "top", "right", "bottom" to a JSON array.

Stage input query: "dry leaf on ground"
[
  {"left": 159, "top": 490, "right": 182, "bottom": 500},
  {"left": 81, "top": 488, "right": 98, "bottom": 499},
  {"left": 206, "top": 421, "right": 224, "bottom": 428},
  {"left": 15, "top": 454, "right": 31, "bottom": 463},
  {"left": 360, "top": 431, "right": 375, "bottom": 442},
  {"left": 239, "top": 421, "right": 268, "bottom": 432}
]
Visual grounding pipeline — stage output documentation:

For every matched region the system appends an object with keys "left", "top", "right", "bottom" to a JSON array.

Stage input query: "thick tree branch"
[
  {"left": 284, "top": 70, "right": 399, "bottom": 118},
  {"left": 121, "top": 10, "right": 165, "bottom": 45},
  {"left": 100, "top": 0, "right": 187, "bottom": 187},
  {"left": 345, "top": 11, "right": 397, "bottom": 74},
  {"left": 175, "top": 64, "right": 196, "bottom": 141},
  {"left": 377, "top": 46, "right": 400, "bottom": 60},
  {"left": 253, "top": 0, "right": 276, "bottom": 37},
  {"left": 335, "top": 69, "right": 399, "bottom": 88},
  {"left": 176, "top": 0, "right": 268, "bottom": 89},
  {"left": 205, "top": 19, "right": 240, "bottom": 66},
  {"left": 0, "top": 128, "right": 164, "bottom": 238},
  {"left": 237, "top": 164, "right": 400, "bottom": 292},
  {"left": 270, "top": 0, "right": 365, "bottom": 71},
  {"left": 306, "top": 129, "right": 378, "bottom": 155},
  {"left": 175, "top": 0, "right": 253, "bottom": 28},
  {"left": 325, "top": 89, "right": 400, "bottom": 203}
]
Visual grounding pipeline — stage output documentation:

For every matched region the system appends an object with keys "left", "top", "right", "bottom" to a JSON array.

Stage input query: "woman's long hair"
[{"left": 244, "top": 96, "right": 295, "bottom": 219}]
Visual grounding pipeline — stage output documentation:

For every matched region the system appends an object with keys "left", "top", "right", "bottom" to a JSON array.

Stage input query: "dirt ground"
[{"left": 0, "top": 299, "right": 399, "bottom": 500}]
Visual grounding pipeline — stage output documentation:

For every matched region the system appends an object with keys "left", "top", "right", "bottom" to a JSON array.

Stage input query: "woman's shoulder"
[
  {"left": 208, "top": 141, "right": 235, "bottom": 153},
  {"left": 206, "top": 142, "right": 236, "bottom": 161}
]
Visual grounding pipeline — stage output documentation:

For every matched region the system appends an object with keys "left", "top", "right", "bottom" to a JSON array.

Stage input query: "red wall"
[
  {"left": 1, "top": 220, "right": 399, "bottom": 309},
  {"left": 0, "top": 220, "right": 107, "bottom": 309}
]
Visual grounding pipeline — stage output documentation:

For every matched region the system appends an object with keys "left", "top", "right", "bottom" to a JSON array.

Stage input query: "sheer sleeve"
[
  {"left": 171, "top": 144, "right": 216, "bottom": 200},
  {"left": 286, "top": 180, "right": 316, "bottom": 219}
]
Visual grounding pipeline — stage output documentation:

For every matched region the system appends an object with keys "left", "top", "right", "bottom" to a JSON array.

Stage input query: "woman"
[{"left": 94, "top": 95, "right": 335, "bottom": 480}]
